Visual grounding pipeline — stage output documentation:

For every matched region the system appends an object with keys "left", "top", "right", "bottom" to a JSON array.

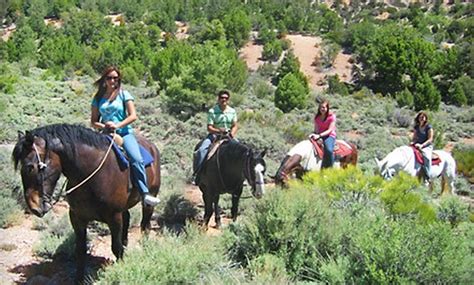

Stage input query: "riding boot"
[{"left": 143, "top": 194, "right": 160, "bottom": 207}]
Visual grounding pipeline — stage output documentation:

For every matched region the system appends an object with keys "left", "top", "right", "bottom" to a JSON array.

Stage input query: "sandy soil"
[
  {"left": 238, "top": 34, "right": 354, "bottom": 92},
  {"left": 239, "top": 41, "right": 265, "bottom": 72}
]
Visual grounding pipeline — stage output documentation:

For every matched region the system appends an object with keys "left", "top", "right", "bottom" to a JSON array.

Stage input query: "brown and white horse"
[{"left": 274, "top": 139, "right": 358, "bottom": 186}]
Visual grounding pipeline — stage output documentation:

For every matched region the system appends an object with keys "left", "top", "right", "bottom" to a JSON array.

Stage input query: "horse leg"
[
  {"left": 214, "top": 195, "right": 222, "bottom": 229},
  {"left": 109, "top": 212, "right": 124, "bottom": 260},
  {"left": 202, "top": 192, "right": 213, "bottom": 230},
  {"left": 140, "top": 204, "right": 154, "bottom": 233},
  {"left": 69, "top": 210, "right": 88, "bottom": 283},
  {"left": 231, "top": 187, "right": 243, "bottom": 222},
  {"left": 122, "top": 210, "right": 130, "bottom": 248}
]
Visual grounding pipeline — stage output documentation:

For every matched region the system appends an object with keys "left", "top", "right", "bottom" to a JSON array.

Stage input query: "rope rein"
[{"left": 65, "top": 132, "right": 116, "bottom": 195}]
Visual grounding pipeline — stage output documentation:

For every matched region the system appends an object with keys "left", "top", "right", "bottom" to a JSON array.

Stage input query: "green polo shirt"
[{"left": 207, "top": 105, "right": 237, "bottom": 130}]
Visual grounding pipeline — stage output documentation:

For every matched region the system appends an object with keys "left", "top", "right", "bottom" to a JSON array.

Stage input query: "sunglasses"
[
  {"left": 219, "top": 96, "right": 229, "bottom": 100},
  {"left": 106, "top": 76, "right": 120, "bottom": 81}
]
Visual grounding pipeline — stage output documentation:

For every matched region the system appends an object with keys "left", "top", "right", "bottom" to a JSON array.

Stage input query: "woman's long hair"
[
  {"left": 316, "top": 100, "right": 330, "bottom": 121},
  {"left": 93, "top": 66, "right": 122, "bottom": 102},
  {"left": 414, "top": 111, "right": 429, "bottom": 128}
]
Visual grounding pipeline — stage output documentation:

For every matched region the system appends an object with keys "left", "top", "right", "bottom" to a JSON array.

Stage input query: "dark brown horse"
[
  {"left": 12, "top": 124, "right": 160, "bottom": 281},
  {"left": 197, "top": 140, "right": 266, "bottom": 229},
  {"left": 274, "top": 139, "right": 358, "bottom": 186}
]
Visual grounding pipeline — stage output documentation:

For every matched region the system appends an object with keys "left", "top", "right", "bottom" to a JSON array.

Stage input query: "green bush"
[
  {"left": 395, "top": 88, "right": 414, "bottom": 108},
  {"left": 274, "top": 73, "right": 309, "bottom": 113},
  {"left": 327, "top": 74, "right": 348, "bottom": 96},
  {"left": 453, "top": 145, "right": 474, "bottom": 183},
  {"left": 226, "top": 168, "right": 473, "bottom": 283},
  {"left": 97, "top": 225, "right": 244, "bottom": 284},
  {"left": 437, "top": 196, "right": 469, "bottom": 226}
]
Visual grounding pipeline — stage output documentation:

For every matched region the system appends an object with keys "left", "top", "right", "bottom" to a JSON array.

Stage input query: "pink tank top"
[{"left": 314, "top": 113, "right": 336, "bottom": 138}]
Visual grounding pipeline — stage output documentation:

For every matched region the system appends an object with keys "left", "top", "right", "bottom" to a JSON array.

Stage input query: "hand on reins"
[
  {"left": 104, "top": 121, "right": 118, "bottom": 131},
  {"left": 309, "top": 133, "right": 320, "bottom": 140}
]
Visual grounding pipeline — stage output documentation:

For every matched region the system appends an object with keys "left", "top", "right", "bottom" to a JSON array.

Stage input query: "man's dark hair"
[{"left": 218, "top": 90, "right": 230, "bottom": 98}]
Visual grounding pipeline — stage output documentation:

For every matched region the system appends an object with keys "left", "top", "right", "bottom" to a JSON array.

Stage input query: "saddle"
[
  {"left": 411, "top": 145, "right": 441, "bottom": 166},
  {"left": 310, "top": 138, "right": 353, "bottom": 160},
  {"left": 105, "top": 136, "right": 155, "bottom": 170}
]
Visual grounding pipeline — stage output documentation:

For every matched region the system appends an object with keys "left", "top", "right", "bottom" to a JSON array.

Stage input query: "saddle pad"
[
  {"left": 106, "top": 136, "right": 155, "bottom": 170},
  {"left": 411, "top": 145, "right": 441, "bottom": 166},
  {"left": 310, "top": 138, "right": 353, "bottom": 159}
]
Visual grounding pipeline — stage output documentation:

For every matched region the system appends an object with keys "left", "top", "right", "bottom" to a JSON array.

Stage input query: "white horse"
[{"left": 375, "top": 145, "right": 456, "bottom": 194}]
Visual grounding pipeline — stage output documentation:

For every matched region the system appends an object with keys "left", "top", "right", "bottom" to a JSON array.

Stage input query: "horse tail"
[
  {"left": 340, "top": 142, "right": 358, "bottom": 168},
  {"left": 440, "top": 150, "right": 457, "bottom": 195},
  {"left": 348, "top": 142, "right": 358, "bottom": 166}
]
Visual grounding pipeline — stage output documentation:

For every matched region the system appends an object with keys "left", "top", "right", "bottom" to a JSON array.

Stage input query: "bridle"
[
  {"left": 32, "top": 142, "right": 56, "bottom": 206},
  {"left": 31, "top": 133, "right": 115, "bottom": 197}
]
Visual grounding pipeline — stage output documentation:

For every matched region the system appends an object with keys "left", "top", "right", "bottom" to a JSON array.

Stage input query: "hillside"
[{"left": 0, "top": 1, "right": 473, "bottom": 283}]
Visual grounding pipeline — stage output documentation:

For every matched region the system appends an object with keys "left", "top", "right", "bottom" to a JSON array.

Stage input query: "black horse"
[
  {"left": 197, "top": 140, "right": 266, "bottom": 229},
  {"left": 12, "top": 124, "right": 160, "bottom": 282}
]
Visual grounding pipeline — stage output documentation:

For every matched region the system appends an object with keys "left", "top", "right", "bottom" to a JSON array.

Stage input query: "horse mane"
[
  {"left": 13, "top": 124, "right": 109, "bottom": 170},
  {"left": 222, "top": 140, "right": 252, "bottom": 158}
]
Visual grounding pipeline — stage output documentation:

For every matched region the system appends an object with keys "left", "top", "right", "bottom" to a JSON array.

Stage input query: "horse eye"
[{"left": 25, "top": 164, "right": 35, "bottom": 173}]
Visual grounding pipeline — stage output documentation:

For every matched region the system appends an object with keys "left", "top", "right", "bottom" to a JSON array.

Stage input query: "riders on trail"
[
  {"left": 411, "top": 111, "right": 434, "bottom": 184},
  {"left": 193, "top": 90, "right": 238, "bottom": 184},
  {"left": 91, "top": 66, "right": 160, "bottom": 207},
  {"left": 309, "top": 99, "right": 337, "bottom": 169}
]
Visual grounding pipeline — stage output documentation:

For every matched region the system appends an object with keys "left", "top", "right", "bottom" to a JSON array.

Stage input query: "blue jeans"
[
  {"left": 122, "top": 133, "right": 149, "bottom": 195},
  {"left": 195, "top": 134, "right": 215, "bottom": 173},
  {"left": 321, "top": 136, "right": 335, "bottom": 169}
]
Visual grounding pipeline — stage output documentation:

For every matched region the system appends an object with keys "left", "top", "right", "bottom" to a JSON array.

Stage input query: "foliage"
[
  {"left": 395, "top": 88, "right": 414, "bottom": 108},
  {"left": 453, "top": 145, "right": 474, "bottom": 183},
  {"left": 355, "top": 24, "right": 443, "bottom": 110},
  {"left": 0, "top": 149, "right": 23, "bottom": 228},
  {"left": 33, "top": 214, "right": 75, "bottom": 259},
  {"left": 437, "top": 196, "right": 469, "bottom": 227},
  {"left": 97, "top": 225, "right": 245, "bottom": 284},
  {"left": 226, "top": 167, "right": 473, "bottom": 283},
  {"left": 262, "top": 39, "right": 283, "bottom": 62},
  {"left": 274, "top": 73, "right": 308, "bottom": 113},
  {"left": 273, "top": 51, "right": 300, "bottom": 86},
  {"left": 221, "top": 8, "right": 251, "bottom": 49},
  {"left": 327, "top": 75, "right": 349, "bottom": 96}
]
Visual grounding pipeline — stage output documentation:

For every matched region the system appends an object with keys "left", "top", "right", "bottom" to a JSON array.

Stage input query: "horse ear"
[
  {"left": 375, "top": 157, "right": 381, "bottom": 168},
  {"left": 17, "top": 131, "right": 25, "bottom": 140},
  {"left": 260, "top": 147, "right": 267, "bottom": 158},
  {"left": 24, "top": 131, "right": 34, "bottom": 146}
]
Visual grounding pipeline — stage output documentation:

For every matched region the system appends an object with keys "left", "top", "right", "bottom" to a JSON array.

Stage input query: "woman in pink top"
[{"left": 309, "top": 100, "right": 336, "bottom": 168}]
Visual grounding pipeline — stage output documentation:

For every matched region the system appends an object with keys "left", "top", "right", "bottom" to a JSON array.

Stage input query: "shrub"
[
  {"left": 274, "top": 73, "right": 309, "bottom": 113},
  {"left": 327, "top": 75, "right": 348, "bottom": 96},
  {"left": 98, "top": 225, "right": 243, "bottom": 283},
  {"left": 447, "top": 80, "right": 467, "bottom": 106},
  {"left": 453, "top": 145, "right": 474, "bottom": 183},
  {"left": 395, "top": 88, "right": 414, "bottom": 108},
  {"left": 262, "top": 40, "right": 283, "bottom": 61},
  {"left": 437, "top": 196, "right": 469, "bottom": 226},
  {"left": 226, "top": 168, "right": 472, "bottom": 283}
]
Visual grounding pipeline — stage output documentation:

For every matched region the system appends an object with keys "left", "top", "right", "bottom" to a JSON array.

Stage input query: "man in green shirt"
[{"left": 193, "top": 90, "right": 238, "bottom": 183}]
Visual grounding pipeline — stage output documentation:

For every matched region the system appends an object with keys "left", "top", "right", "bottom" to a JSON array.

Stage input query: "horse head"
[
  {"left": 375, "top": 157, "right": 395, "bottom": 180},
  {"left": 13, "top": 131, "right": 63, "bottom": 217},
  {"left": 246, "top": 148, "right": 267, "bottom": 199}
]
